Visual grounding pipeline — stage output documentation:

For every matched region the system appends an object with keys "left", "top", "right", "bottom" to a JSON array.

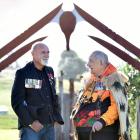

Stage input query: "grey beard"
[{"left": 41, "top": 59, "right": 48, "bottom": 66}]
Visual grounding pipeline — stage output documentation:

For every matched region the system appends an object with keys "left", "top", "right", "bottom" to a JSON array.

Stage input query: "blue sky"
[{"left": 0, "top": 0, "right": 140, "bottom": 74}]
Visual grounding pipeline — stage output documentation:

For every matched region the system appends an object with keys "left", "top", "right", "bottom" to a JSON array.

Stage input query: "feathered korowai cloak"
[{"left": 102, "top": 71, "right": 131, "bottom": 140}]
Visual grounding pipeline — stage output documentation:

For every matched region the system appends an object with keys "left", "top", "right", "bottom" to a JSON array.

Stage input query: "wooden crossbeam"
[
  {"left": 0, "top": 37, "right": 46, "bottom": 71},
  {"left": 89, "top": 35, "right": 140, "bottom": 71},
  {"left": 75, "top": 4, "right": 140, "bottom": 58},
  {"left": 0, "top": 4, "right": 62, "bottom": 59}
]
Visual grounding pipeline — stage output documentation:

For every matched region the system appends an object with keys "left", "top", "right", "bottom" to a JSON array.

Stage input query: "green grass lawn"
[
  {"left": 0, "top": 72, "right": 19, "bottom": 140},
  {"left": 0, "top": 77, "right": 13, "bottom": 105},
  {"left": 0, "top": 70, "right": 137, "bottom": 140},
  {"left": 0, "top": 115, "right": 17, "bottom": 129}
]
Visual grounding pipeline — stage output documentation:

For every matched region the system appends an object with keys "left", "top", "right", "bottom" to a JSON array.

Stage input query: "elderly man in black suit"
[{"left": 11, "top": 42, "right": 64, "bottom": 140}]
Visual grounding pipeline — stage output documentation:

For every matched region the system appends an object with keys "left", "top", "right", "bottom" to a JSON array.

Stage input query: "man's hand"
[
  {"left": 92, "top": 121, "right": 103, "bottom": 132},
  {"left": 30, "top": 120, "right": 43, "bottom": 132}
]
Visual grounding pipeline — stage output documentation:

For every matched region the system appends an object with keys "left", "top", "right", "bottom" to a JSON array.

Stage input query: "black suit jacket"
[{"left": 11, "top": 62, "right": 64, "bottom": 129}]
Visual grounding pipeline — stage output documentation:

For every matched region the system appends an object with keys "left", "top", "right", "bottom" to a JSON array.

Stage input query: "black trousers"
[
  {"left": 77, "top": 130, "right": 119, "bottom": 140},
  {"left": 76, "top": 122, "right": 119, "bottom": 140}
]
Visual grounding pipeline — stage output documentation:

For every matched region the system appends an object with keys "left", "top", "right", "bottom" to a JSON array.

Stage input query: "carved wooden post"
[
  {"left": 60, "top": 12, "right": 76, "bottom": 51},
  {"left": 58, "top": 70, "right": 64, "bottom": 140},
  {"left": 69, "top": 78, "right": 75, "bottom": 140}
]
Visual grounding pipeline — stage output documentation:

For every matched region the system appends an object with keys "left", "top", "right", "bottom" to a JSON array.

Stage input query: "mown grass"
[
  {"left": 0, "top": 71, "right": 19, "bottom": 140},
  {"left": 0, "top": 115, "right": 17, "bottom": 129}
]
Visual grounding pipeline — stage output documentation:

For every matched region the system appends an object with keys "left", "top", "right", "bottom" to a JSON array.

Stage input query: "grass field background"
[
  {"left": 0, "top": 69, "right": 137, "bottom": 140},
  {"left": 0, "top": 70, "right": 18, "bottom": 140}
]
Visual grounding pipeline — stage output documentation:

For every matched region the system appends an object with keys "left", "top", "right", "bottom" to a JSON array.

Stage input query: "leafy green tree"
[{"left": 122, "top": 64, "right": 140, "bottom": 123}]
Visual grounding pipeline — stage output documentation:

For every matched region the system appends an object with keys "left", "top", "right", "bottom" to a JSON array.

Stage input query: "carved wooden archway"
[{"left": 0, "top": 3, "right": 140, "bottom": 71}]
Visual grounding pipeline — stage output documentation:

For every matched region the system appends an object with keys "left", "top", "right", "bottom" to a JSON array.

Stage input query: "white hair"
[
  {"left": 31, "top": 41, "right": 48, "bottom": 53},
  {"left": 90, "top": 50, "right": 109, "bottom": 65}
]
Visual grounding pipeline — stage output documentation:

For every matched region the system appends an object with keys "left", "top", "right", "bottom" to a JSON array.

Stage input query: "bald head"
[
  {"left": 31, "top": 42, "right": 50, "bottom": 70},
  {"left": 31, "top": 42, "right": 49, "bottom": 53}
]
